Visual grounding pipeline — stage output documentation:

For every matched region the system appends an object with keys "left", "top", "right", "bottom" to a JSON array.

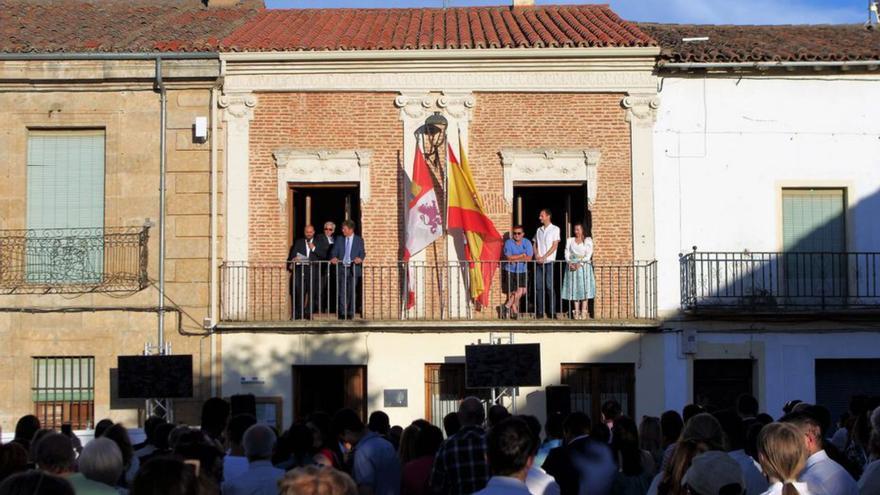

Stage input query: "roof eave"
[
  {"left": 0, "top": 52, "right": 219, "bottom": 60},
  {"left": 219, "top": 46, "right": 661, "bottom": 62},
  {"left": 657, "top": 59, "right": 880, "bottom": 72}
]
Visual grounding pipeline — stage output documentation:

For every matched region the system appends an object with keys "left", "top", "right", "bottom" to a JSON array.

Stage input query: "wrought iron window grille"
[{"left": 32, "top": 356, "right": 95, "bottom": 430}]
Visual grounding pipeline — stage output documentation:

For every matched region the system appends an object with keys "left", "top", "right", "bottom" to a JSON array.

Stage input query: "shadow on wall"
[
  {"left": 213, "top": 330, "right": 657, "bottom": 435},
  {"left": 221, "top": 332, "right": 377, "bottom": 425},
  {"left": 421, "top": 336, "right": 648, "bottom": 433},
  {"left": 678, "top": 186, "right": 880, "bottom": 418},
  {"left": 680, "top": 186, "right": 880, "bottom": 314}
]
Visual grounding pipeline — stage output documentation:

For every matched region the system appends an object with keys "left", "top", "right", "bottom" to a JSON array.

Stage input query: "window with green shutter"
[
  {"left": 32, "top": 356, "right": 95, "bottom": 430},
  {"left": 26, "top": 130, "right": 105, "bottom": 283},
  {"left": 782, "top": 189, "right": 845, "bottom": 253},
  {"left": 782, "top": 188, "right": 846, "bottom": 298}
]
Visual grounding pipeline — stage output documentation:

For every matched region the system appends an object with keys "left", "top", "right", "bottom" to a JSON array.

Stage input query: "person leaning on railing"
[
  {"left": 562, "top": 223, "right": 596, "bottom": 320},
  {"left": 501, "top": 226, "right": 533, "bottom": 320}
]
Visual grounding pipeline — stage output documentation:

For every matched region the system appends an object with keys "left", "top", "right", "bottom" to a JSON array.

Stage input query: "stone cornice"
[
  {"left": 273, "top": 148, "right": 373, "bottom": 205},
  {"left": 500, "top": 148, "right": 601, "bottom": 208},
  {"left": 0, "top": 59, "right": 220, "bottom": 83},
  {"left": 222, "top": 52, "right": 659, "bottom": 93},
  {"left": 224, "top": 69, "right": 657, "bottom": 93}
]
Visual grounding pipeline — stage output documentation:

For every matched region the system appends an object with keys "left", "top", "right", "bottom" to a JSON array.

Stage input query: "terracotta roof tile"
[
  {"left": 0, "top": 0, "right": 259, "bottom": 53},
  {"left": 638, "top": 23, "right": 880, "bottom": 63},
  {"left": 0, "top": 1, "right": 654, "bottom": 55},
  {"left": 220, "top": 5, "right": 655, "bottom": 52}
]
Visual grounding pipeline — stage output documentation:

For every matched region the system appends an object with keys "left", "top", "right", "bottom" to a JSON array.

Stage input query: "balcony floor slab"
[{"left": 215, "top": 318, "right": 661, "bottom": 334}]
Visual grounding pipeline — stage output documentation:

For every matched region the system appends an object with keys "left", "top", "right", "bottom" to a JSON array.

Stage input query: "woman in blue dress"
[{"left": 562, "top": 223, "right": 596, "bottom": 319}]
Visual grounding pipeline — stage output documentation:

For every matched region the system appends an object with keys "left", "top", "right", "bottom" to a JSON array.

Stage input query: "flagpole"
[
  {"left": 402, "top": 144, "right": 409, "bottom": 320},
  {"left": 438, "top": 132, "right": 447, "bottom": 320}
]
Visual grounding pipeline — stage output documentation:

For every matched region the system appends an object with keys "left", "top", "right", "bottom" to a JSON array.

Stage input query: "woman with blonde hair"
[
  {"left": 757, "top": 423, "right": 812, "bottom": 495},
  {"left": 279, "top": 466, "right": 357, "bottom": 495}
]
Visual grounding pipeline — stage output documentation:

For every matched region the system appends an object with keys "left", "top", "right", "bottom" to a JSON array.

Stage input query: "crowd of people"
[{"left": 1, "top": 393, "right": 878, "bottom": 495}]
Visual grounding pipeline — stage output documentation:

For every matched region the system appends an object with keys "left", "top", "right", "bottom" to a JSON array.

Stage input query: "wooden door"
[{"left": 343, "top": 366, "right": 367, "bottom": 420}]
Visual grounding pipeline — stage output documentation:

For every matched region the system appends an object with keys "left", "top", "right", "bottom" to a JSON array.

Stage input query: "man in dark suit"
[
  {"left": 319, "top": 221, "right": 337, "bottom": 313},
  {"left": 330, "top": 219, "right": 365, "bottom": 320},
  {"left": 287, "top": 224, "right": 329, "bottom": 319},
  {"left": 542, "top": 412, "right": 617, "bottom": 495}
]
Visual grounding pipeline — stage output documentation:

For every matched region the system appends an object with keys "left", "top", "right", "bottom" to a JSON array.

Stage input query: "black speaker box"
[{"left": 545, "top": 385, "right": 571, "bottom": 417}]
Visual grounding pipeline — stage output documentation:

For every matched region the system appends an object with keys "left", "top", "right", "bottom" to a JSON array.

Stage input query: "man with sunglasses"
[
  {"left": 319, "top": 221, "right": 337, "bottom": 314},
  {"left": 502, "top": 226, "right": 533, "bottom": 319}
]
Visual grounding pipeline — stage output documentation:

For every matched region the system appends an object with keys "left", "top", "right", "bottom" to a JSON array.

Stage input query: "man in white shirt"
[
  {"left": 222, "top": 424, "right": 286, "bottom": 495},
  {"left": 782, "top": 410, "right": 858, "bottom": 495},
  {"left": 533, "top": 209, "right": 560, "bottom": 319},
  {"left": 522, "top": 415, "right": 561, "bottom": 495},
  {"left": 716, "top": 409, "right": 768, "bottom": 495},
  {"left": 474, "top": 418, "right": 536, "bottom": 495}
]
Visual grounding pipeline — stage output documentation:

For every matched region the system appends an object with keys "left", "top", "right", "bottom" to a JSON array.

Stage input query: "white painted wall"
[
  {"left": 221, "top": 331, "right": 666, "bottom": 428},
  {"left": 654, "top": 73, "right": 880, "bottom": 415},
  {"left": 654, "top": 75, "right": 880, "bottom": 314},
  {"left": 659, "top": 330, "right": 880, "bottom": 417}
]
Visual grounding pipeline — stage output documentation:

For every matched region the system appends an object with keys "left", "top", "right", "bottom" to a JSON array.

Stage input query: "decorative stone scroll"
[
  {"left": 219, "top": 92, "right": 257, "bottom": 129},
  {"left": 621, "top": 94, "right": 661, "bottom": 128},
  {"left": 500, "top": 148, "right": 601, "bottom": 208},
  {"left": 437, "top": 92, "right": 476, "bottom": 120},
  {"left": 394, "top": 93, "right": 433, "bottom": 121},
  {"left": 272, "top": 148, "right": 373, "bottom": 206}
]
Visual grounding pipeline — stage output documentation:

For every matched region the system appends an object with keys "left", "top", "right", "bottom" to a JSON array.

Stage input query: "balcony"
[
  {"left": 219, "top": 260, "right": 657, "bottom": 328},
  {"left": 680, "top": 250, "right": 880, "bottom": 314},
  {"left": 0, "top": 227, "right": 150, "bottom": 294}
]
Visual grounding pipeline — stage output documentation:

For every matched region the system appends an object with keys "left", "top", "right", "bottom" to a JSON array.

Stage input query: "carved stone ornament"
[
  {"left": 621, "top": 94, "right": 661, "bottom": 127},
  {"left": 394, "top": 94, "right": 433, "bottom": 121},
  {"left": 219, "top": 92, "right": 257, "bottom": 121},
  {"left": 500, "top": 148, "right": 601, "bottom": 207},
  {"left": 273, "top": 148, "right": 373, "bottom": 205},
  {"left": 437, "top": 92, "right": 476, "bottom": 120}
]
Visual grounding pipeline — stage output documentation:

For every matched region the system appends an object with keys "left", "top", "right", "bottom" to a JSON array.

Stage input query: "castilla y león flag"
[
  {"left": 446, "top": 139, "right": 502, "bottom": 307},
  {"left": 403, "top": 145, "right": 443, "bottom": 308}
]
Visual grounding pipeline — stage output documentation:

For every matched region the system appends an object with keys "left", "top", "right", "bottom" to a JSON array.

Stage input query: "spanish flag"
[{"left": 447, "top": 139, "right": 502, "bottom": 307}]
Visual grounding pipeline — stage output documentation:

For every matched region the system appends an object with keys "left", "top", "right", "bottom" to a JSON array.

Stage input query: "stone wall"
[{"left": 0, "top": 69, "right": 221, "bottom": 431}]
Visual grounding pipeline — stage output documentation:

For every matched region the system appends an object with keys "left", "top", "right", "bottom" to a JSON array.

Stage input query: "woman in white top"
[
  {"left": 561, "top": 223, "right": 596, "bottom": 319},
  {"left": 757, "top": 423, "right": 813, "bottom": 495}
]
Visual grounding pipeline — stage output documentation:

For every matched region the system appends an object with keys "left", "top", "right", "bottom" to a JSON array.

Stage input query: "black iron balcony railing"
[
  {"left": 680, "top": 250, "right": 880, "bottom": 312},
  {"left": 0, "top": 227, "right": 149, "bottom": 294},
  {"left": 220, "top": 259, "right": 657, "bottom": 323}
]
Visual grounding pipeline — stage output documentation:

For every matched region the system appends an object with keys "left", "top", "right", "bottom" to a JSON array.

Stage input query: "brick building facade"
[
  {"left": 216, "top": 5, "right": 663, "bottom": 427},
  {"left": 247, "top": 91, "right": 634, "bottom": 265}
]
